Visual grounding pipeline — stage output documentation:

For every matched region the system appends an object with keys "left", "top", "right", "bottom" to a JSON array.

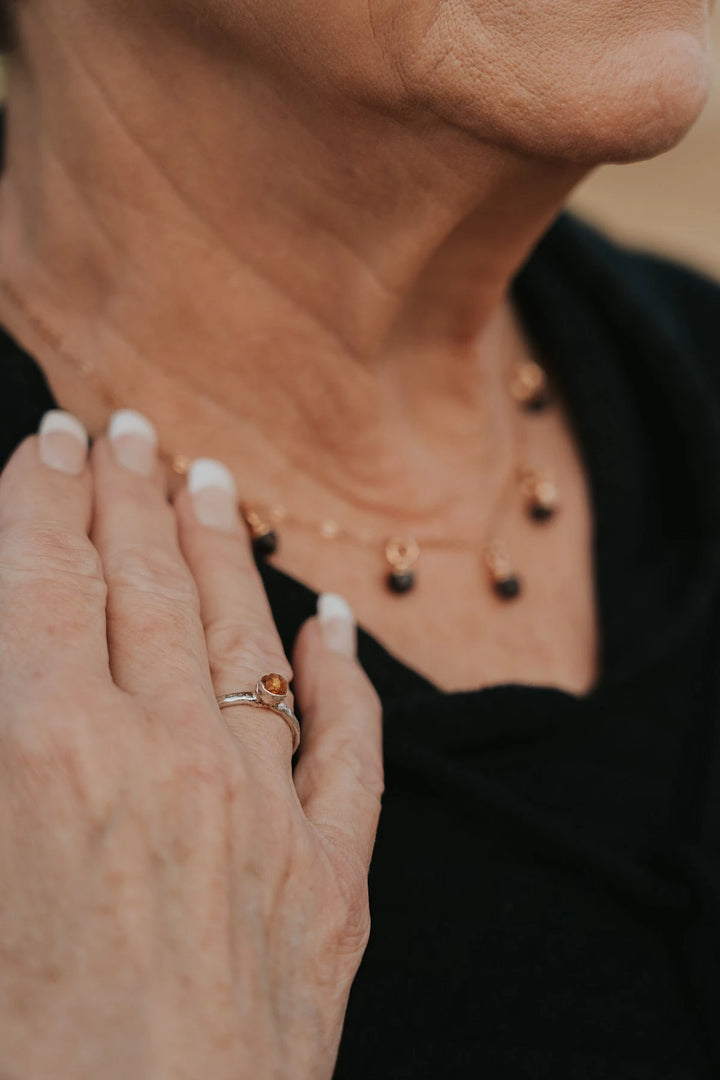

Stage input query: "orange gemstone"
[{"left": 261, "top": 673, "right": 288, "bottom": 696}]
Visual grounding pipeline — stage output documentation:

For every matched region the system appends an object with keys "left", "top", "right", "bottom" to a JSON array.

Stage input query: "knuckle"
[
  {"left": 106, "top": 544, "right": 198, "bottom": 607},
  {"left": 310, "top": 823, "right": 373, "bottom": 955},
  {"left": 343, "top": 895, "right": 372, "bottom": 955},
  {"left": 329, "top": 855, "right": 372, "bottom": 955},
  {"left": 0, "top": 524, "right": 106, "bottom": 599},
  {"left": 334, "top": 733, "right": 385, "bottom": 803},
  {"left": 206, "top": 616, "right": 292, "bottom": 682}
]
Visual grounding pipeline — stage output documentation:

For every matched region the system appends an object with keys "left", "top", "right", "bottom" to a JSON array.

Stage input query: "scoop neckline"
[
  {"left": 259, "top": 549, "right": 603, "bottom": 712},
  {"left": 262, "top": 216, "right": 720, "bottom": 709},
  {"left": 4, "top": 213, "right": 720, "bottom": 715}
]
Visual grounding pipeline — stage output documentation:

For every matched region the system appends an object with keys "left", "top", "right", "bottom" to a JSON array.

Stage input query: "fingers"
[
  {"left": 90, "top": 411, "right": 217, "bottom": 711},
  {"left": 0, "top": 411, "right": 111, "bottom": 694},
  {"left": 173, "top": 461, "right": 295, "bottom": 768},
  {"left": 291, "top": 596, "right": 384, "bottom": 871}
]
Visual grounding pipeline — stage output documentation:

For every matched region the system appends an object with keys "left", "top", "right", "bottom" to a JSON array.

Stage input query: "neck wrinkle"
[{"left": 0, "top": 5, "right": 586, "bottom": 512}]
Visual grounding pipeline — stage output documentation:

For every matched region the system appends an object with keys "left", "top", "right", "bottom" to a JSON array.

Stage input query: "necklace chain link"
[{"left": 0, "top": 276, "right": 560, "bottom": 597}]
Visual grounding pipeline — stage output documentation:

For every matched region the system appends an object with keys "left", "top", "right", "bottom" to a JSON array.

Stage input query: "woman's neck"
[{"left": 0, "top": 5, "right": 585, "bottom": 516}]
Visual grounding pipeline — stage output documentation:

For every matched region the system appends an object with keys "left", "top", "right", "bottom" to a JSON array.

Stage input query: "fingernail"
[
  {"left": 317, "top": 593, "right": 356, "bottom": 657},
  {"left": 188, "top": 458, "right": 238, "bottom": 532},
  {"left": 38, "top": 410, "right": 89, "bottom": 475},
  {"left": 108, "top": 410, "right": 158, "bottom": 477}
]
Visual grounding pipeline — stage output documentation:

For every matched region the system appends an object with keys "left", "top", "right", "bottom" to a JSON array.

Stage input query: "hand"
[{"left": 0, "top": 409, "right": 383, "bottom": 1080}]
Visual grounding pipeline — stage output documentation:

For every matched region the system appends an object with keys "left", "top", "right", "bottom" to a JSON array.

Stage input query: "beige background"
[{"left": 571, "top": 10, "right": 720, "bottom": 280}]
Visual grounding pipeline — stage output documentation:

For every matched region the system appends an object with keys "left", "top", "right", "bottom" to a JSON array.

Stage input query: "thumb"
[{"left": 291, "top": 594, "right": 384, "bottom": 870}]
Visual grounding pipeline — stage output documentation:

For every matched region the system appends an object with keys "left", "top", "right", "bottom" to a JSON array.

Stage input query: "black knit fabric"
[{"left": 1, "top": 215, "right": 719, "bottom": 1078}]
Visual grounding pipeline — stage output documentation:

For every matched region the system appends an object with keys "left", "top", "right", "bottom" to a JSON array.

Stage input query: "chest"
[{"left": 269, "top": 430, "right": 597, "bottom": 696}]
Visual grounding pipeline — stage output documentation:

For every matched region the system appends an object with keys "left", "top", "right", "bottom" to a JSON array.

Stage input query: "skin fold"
[
  {"left": 0, "top": 423, "right": 383, "bottom": 1078},
  {"left": 0, "top": 0, "right": 710, "bottom": 691}
]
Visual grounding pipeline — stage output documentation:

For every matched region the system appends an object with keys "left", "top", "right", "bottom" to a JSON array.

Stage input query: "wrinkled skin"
[
  {"left": 0, "top": 425, "right": 383, "bottom": 1079},
  {"left": 125, "top": 0, "right": 714, "bottom": 161},
  {"left": 0, "top": 0, "right": 714, "bottom": 1076}
]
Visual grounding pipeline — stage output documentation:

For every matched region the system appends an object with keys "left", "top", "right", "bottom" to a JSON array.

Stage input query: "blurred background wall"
[{"left": 571, "top": 9, "right": 720, "bottom": 280}]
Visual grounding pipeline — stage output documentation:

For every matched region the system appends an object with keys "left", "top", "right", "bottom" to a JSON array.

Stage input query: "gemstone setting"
[{"left": 256, "top": 673, "right": 290, "bottom": 705}]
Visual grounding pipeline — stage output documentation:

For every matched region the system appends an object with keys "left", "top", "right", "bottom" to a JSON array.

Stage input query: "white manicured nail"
[
  {"left": 108, "top": 409, "right": 158, "bottom": 477},
  {"left": 317, "top": 593, "right": 356, "bottom": 657},
  {"left": 188, "top": 458, "right": 238, "bottom": 532},
  {"left": 38, "top": 410, "right": 89, "bottom": 475}
]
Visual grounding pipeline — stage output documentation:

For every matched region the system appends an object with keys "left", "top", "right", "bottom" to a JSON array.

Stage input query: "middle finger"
[{"left": 91, "top": 411, "right": 217, "bottom": 712}]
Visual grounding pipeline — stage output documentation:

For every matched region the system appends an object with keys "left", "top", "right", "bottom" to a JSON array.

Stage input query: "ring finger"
[{"left": 173, "top": 459, "right": 296, "bottom": 770}]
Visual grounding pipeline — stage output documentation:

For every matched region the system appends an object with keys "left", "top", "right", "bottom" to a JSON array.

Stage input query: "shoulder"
[{"left": 534, "top": 213, "right": 720, "bottom": 383}]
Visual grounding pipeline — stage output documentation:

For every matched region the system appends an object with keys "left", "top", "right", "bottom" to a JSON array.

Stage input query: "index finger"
[{"left": 0, "top": 412, "right": 111, "bottom": 695}]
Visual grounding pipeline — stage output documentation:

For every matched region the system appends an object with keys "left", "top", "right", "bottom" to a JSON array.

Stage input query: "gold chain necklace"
[{"left": 0, "top": 277, "right": 560, "bottom": 598}]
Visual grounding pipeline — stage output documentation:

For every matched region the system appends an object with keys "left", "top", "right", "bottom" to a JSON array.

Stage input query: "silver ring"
[{"left": 216, "top": 673, "right": 300, "bottom": 754}]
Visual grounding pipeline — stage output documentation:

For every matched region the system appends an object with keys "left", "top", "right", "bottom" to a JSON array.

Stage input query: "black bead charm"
[
  {"left": 485, "top": 541, "right": 522, "bottom": 602},
  {"left": 494, "top": 575, "right": 522, "bottom": 600},
  {"left": 529, "top": 502, "right": 556, "bottom": 523},
  {"left": 388, "top": 570, "right": 416, "bottom": 594},
  {"left": 524, "top": 391, "right": 552, "bottom": 413},
  {"left": 252, "top": 529, "right": 279, "bottom": 559},
  {"left": 242, "top": 505, "right": 280, "bottom": 560},
  {"left": 521, "top": 474, "right": 559, "bottom": 525}
]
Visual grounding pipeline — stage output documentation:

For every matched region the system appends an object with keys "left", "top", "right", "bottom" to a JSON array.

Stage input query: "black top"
[{"left": 1, "top": 215, "right": 720, "bottom": 1079}]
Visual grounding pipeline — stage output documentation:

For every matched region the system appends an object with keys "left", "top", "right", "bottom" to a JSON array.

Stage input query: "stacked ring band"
[{"left": 216, "top": 673, "right": 301, "bottom": 754}]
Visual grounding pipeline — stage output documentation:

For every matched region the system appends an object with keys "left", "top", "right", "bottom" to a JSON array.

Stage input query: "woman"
[{"left": 0, "top": 0, "right": 717, "bottom": 1075}]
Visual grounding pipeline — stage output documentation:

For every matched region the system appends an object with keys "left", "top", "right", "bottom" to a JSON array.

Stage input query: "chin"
[
  {"left": 406, "top": 24, "right": 712, "bottom": 169},
  {"left": 543, "top": 31, "right": 713, "bottom": 166}
]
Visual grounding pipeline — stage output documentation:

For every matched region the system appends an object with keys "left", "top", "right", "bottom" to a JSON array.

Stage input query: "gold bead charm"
[
  {"left": 520, "top": 471, "right": 560, "bottom": 523},
  {"left": 241, "top": 504, "right": 279, "bottom": 558},
  {"left": 171, "top": 453, "right": 191, "bottom": 477},
  {"left": 510, "top": 362, "right": 551, "bottom": 411},
  {"left": 385, "top": 536, "right": 420, "bottom": 595}
]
